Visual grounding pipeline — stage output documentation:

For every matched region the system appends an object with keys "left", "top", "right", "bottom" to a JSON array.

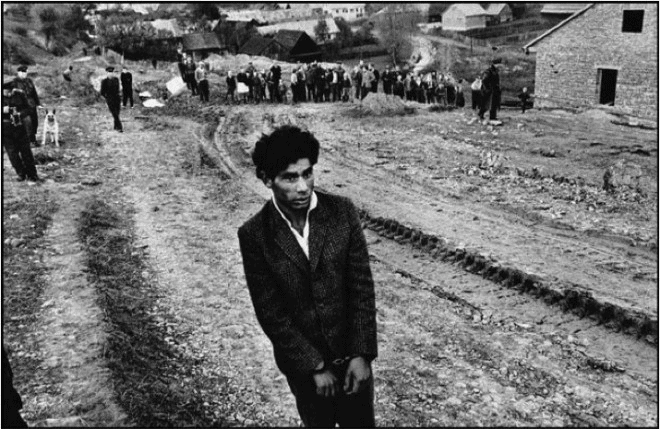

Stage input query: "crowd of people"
[
  {"left": 175, "top": 54, "right": 512, "bottom": 113},
  {"left": 2, "top": 55, "right": 525, "bottom": 187}
]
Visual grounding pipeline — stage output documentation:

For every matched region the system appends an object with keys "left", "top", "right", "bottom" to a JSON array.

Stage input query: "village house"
[
  {"left": 147, "top": 18, "right": 182, "bottom": 39},
  {"left": 256, "top": 17, "right": 339, "bottom": 44},
  {"left": 485, "top": 3, "right": 513, "bottom": 25},
  {"left": 182, "top": 32, "right": 227, "bottom": 61},
  {"left": 238, "top": 30, "right": 321, "bottom": 63},
  {"left": 441, "top": 4, "right": 489, "bottom": 31},
  {"left": 272, "top": 30, "right": 322, "bottom": 62},
  {"left": 524, "top": 3, "right": 658, "bottom": 120},
  {"left": 320, "top": 3, "right": 366, "bottom": 22}
]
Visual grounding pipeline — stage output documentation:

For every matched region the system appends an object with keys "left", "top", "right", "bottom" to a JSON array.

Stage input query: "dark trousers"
[
  {"left": 107, "top": 100, "right": 122, "bottom": 131},
  {"left": 2, "top": 122, "right": 38, "bottom": 180},
  {"left": 198, "top": 80, "right": 209, "bottom": 102},
  {"left": 286, "top": 369, "right": 375, "bottom": 428},
  {"left": 226, "top": 88, "right": 235, "bottom": 103},
  {"left": 186, "top": 75, "right": 197, "bottom": 95},
  {"left": 479, "top": 90, "right": 500, "bottom": 120},
  {"left": 471, "top": 90, "right": 481, "bottom": 109},
  {"left": 23, "top": 108, "right": 38, "bottom": 144},
  {"left": 122, "top": 89, "right": 133, "bottom": 107}
]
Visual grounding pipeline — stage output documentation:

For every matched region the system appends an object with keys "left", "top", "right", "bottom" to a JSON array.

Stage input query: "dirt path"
[{"left": 35, "top": 183, "right": 127, "bottom": 426}]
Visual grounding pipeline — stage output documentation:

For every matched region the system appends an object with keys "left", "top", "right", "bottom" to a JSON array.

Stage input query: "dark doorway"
[{"left": 598, "top": 68, "right": 617, "bottom": 105}]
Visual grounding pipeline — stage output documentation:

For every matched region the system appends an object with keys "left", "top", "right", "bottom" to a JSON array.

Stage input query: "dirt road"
[{"left": 2, "top": 88, "right": 657, "bottom": 426}]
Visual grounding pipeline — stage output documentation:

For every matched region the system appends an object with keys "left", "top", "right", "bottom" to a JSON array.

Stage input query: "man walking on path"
[
  {"left": 120, "top": 66, "right": 134, "bottom": 108},
  {"left": 238, "top": 125, "right": 378, "bottom": 427},
  {"left": 12, "top": 65, "right": 42, "bottom": 146},
  {"left": 2, "top": 81, "right": 40, "bottom": 182},
  {"left": 100, "top": 67, "right": 123, "bottom": 132}
]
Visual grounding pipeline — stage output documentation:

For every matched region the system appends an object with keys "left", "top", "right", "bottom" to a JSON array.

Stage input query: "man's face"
[
  {"left": 266, "top": 158, "right": 314, "bottom": 213},
  {"left": 17, "top": 72, "right": 27, "bottom": 79}
]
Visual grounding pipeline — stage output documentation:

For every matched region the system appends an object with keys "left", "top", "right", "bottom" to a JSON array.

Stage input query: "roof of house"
[
  {"left": 443, "top": 3, "right": 488, "bottom": 17},
  {"left": 238, "top": 35, "right": 276, "bottom": 55},
  {"left": 273, "top": 30, "right": 308, "bottom": 50},
  {"left": 182, "top": 32, "right": 224, "bottom": 51},
  {"left": 485, "top": 3, "right": 510, "bottom": 15},
  {"left": 256, "top": 17, "right": 339, "bottom": 38},
  {"left": 148, "top": 18, "right": 182, "bottom": 37},
  {"left": 540, "top": 3, "right": 591, "bottom": 15},
  {"left": 321, "top": 3, "right": 366, "bottom": 11},
  {"left": 372, "top": 3, "right": 430, "bottom": 17},
  {"left": 524, "top": 3, "right": 594, "bottom": 51},
  {"left": 221, "top": 7, "right": 320, "bottom": 24}
]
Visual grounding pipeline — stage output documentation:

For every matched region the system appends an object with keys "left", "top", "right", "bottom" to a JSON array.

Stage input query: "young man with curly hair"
[{"left": 238, "top": 125, "right": 378, "bottom": 427}]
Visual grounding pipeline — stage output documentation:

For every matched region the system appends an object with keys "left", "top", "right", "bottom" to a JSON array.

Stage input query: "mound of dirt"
[{"left": 347, "top": 92, "right": 411, "bottom": 116}]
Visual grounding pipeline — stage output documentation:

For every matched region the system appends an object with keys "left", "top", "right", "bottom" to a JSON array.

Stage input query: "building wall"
[
  {"left": 443, "top": 7, "right": 487, "bottom": 31},
  {"left": 442, "top": 8, "right": 467, "bottom": 31},
  {"left": 533, "top": 3, "right": 658, "bottom": 119},
  {"left": 322, "top": 3, "right": 365, "bottom": 22}
]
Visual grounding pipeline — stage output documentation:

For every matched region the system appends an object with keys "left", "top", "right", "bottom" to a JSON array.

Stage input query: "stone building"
[{"left": 525, "top": 3, "right": 658, "bottom": 120}]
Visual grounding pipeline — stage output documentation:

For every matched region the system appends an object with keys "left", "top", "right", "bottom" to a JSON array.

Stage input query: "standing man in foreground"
[
  {"left": 100, "top": 67, "right": 123, "bottom": 132},
  {"left": 12, "top": 65, "right": 41, "bottom": 146},
  {"left": 238, "top": 125, "right": 378, "bottom": 427}
]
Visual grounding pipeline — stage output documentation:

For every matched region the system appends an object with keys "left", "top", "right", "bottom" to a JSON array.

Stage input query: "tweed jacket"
[{"left": 238, "top": 191, "right": 377, "bottom": 378}]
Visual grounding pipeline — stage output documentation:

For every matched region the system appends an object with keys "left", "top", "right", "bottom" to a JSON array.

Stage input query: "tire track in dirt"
[
  {"left": 207, "top": 106, "right": 657, "bottom": 344},
  {"left": 198, "top": 107, "right": 657, "bottom": 425},
  {"left": 34, "top": 183, "right": 128, "bottom": 426}
]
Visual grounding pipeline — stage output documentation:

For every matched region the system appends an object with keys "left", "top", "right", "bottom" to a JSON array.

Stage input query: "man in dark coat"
[
  {"left": 238, "top": 125, "right": 378, "bottom": 428},
  {"left": 270, "top": 62, "right": 282, "bottom": 103},
  {"left": 12, "top": 65, "right": 41, "bottom": 146},
  {"left": 184, "top": 57, "right": 197, "bottom": 95},
  {"left": 2, "top": 81, "right": 40, "bottom": 182},
  {"left": 225, "top": 70, "right": 237, "bottom": 103},
  {"left": 100, "top": 67, "right": 123, "bottom": 132},
  {"left": 478, "top": 59, "right": 501, "bottom": 121},
  {"left": 382, "top": 65, "right": 393, "bottom": 95},
  {"left": 120, "top": 66, "right": 134, "bottom": 108}
]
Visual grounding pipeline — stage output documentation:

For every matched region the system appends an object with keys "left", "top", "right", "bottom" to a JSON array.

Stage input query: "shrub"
[
  {"left": 6, "top": 43, "right": 36, "bottom": 65},
  {"left": 50, "top": 41, "right": 68, "bottom": 56},
  {"left": 13, "top": 27, "right": 28, "bottom": 37}
]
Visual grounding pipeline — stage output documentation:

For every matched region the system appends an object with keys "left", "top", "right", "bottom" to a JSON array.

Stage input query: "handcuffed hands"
[
  {"left": 312, "top": 369, "right": 339, "bottom": 397},
  {"left": 343, "top": 356, "right": 371, "bottom": 395}
]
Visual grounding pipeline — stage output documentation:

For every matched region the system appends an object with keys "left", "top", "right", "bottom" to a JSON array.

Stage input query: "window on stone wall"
[{"left": 622, "top": 9, "right": 644, "bottom": 33}]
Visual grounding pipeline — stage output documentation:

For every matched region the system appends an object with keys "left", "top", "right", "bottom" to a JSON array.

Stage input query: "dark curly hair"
[{"left": 252, "top": 125, "right": 320, "bottom": 181}]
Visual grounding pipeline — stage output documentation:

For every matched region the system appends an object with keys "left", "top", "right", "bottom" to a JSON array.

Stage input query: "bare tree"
[
  {"left": 374, "top": 4, "right": 423, "bottom": 64},
  {"left": 314, "top": 18, "right": 329, "bottom": 43},
  {"left": 39, "top": 7, "right": 60, "bottom": 50}
]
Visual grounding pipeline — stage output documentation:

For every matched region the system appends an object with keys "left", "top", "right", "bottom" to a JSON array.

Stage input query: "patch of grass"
[
  {"left": 2, "top": 189, "right": 56, "bottom": 413},
  {"left": 77, "top": 198, "right": 221, "bottom": 427}
]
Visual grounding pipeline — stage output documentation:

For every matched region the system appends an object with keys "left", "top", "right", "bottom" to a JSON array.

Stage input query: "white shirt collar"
[{"left": 272, "top": 191, "right": 318, "bottom": 259}]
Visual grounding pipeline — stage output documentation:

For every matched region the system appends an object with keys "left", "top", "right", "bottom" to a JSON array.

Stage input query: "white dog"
[{"left": 42, "top": 108, "right": 60, "bottom": 147}]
